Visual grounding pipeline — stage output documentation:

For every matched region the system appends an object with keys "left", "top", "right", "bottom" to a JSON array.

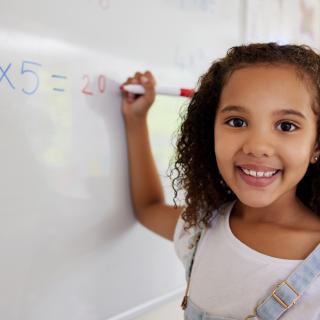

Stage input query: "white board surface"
[{"left": 0, "top": 1, "right": 243, "bottom": 319}]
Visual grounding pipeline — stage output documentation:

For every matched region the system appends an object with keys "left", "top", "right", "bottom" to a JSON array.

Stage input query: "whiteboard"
[
  {"left": 244, "top": 0, "right": 320, "bottom": 48},
  {"left": 0, "top": 1, "right": 243, "bottom": 319}
]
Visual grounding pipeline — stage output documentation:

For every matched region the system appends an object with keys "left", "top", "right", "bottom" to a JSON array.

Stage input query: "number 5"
[{"left": 21, "top": 60, "right": 42, "bottom": 95}]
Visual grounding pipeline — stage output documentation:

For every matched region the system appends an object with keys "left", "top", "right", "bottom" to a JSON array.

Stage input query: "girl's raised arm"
[{"left": 121, "top": 71, "right": 183, "bottom": 241}]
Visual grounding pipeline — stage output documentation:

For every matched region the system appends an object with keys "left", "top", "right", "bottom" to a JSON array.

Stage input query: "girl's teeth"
[{"left": 241, "top": 168, "right": 277, "bottom": 178}]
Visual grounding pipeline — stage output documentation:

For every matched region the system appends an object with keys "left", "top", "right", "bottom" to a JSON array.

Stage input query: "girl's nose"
[{"left": 242, "top": 135, "right": 274, "bottom": 158}]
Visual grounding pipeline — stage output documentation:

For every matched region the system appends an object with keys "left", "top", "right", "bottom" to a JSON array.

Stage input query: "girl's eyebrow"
[{"left": 219, "top": 105, "right": 307, "bottom": 120}]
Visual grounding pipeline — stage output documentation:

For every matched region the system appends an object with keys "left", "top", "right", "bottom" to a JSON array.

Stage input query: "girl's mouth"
[{"left": 236, "top": 166, "right": 282, "bottom": 188}]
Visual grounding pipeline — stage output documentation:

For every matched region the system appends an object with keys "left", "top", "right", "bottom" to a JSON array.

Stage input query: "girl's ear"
[
  {"left": 311, "top": 152, "right": 320, "bottom": 164},
  {"left": 310, "top": 142, "right": 319, "bottom": 163}
]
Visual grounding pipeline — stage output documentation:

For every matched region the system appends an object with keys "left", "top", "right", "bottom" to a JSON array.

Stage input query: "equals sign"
[{"left": 52, "top": 74, "right": 67, "bottom": 92}]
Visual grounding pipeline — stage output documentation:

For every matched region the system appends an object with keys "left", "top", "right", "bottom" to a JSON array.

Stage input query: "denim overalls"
[{"left": 180, "top": 218, "right": 320, "bottom": 320}]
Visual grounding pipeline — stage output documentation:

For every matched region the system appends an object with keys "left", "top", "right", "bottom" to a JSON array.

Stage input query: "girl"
[{"left": 121, "top": 43, "right": 320, "bottom": 319}]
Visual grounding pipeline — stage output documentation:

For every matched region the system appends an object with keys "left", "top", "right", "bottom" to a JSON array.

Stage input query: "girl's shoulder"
[{"left": 173, "top": 200, "right": 234, "bottom": 270}]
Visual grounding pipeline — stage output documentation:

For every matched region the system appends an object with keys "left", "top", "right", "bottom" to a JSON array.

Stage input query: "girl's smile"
[
  {"left": 236, "top": 165, "right": 282, "bottom": 188},
  {"left": 236, "top": 162, "right": 283, "bottom": 187}
]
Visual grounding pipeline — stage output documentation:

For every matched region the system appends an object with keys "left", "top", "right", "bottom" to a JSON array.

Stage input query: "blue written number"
[{"left": 21, "top": 60, "right": 42, "bottom": 95}]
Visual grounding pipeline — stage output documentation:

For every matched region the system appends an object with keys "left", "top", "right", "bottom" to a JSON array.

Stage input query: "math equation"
[{"left": 0, "top": 60, "right": 107, "bottom": 96}]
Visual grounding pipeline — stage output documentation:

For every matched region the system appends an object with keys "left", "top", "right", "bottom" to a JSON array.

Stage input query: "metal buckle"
[{"left": 272, "top": 281, "right": 300, "bottom": 309}]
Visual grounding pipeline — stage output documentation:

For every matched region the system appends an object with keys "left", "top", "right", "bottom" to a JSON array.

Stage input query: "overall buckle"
[{"left": 272, "top": 281, "right": 300, "bottom": 309}]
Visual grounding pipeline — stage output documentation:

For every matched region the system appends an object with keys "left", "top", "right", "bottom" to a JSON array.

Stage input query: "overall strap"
[
  {"left": 181, "top": 225, "right": 206, "bottom": 310},
  {"left": 248, "top": 243, "right": 320, "bottom": 320}
]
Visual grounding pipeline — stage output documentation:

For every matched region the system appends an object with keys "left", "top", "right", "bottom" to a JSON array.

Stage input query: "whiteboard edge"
[{"left": 106, "top": 286, "right": 185, "bottom": 320}]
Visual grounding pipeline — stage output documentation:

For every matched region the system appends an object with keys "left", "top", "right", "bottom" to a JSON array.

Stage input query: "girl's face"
[{"left": 214, "top": 64, "right": 319, "bottom": 208}]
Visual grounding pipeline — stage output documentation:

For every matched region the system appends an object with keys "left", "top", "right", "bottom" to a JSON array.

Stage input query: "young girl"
[{"left": 121, "top": 43, "right": 320, "bottom": 319}]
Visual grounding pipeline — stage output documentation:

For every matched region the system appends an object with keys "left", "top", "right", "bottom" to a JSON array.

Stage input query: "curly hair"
[{"left": 168, "top": 43, "right": 320, "bottom": 231}]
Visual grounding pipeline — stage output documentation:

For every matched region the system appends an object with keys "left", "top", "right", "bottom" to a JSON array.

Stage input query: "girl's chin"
[{"left": 229, "top": 191, "right": 275, "bottom": 208}]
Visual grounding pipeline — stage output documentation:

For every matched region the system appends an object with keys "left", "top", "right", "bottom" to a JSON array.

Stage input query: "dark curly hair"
[{"left": 168, "top": 43, "right": 320, "bottom": 231}]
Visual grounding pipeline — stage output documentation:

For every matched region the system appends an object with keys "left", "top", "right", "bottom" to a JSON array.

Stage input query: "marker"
[{"left": 120, "top": 84, "right": 194, "bottom": 98}]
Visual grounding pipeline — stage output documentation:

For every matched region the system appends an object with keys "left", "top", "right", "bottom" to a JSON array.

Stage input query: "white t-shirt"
[{"left": 173, "top": 200, "right": 320, "bottom": 319}]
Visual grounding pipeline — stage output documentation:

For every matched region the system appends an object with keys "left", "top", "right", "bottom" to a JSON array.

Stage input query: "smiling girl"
[{"left": 121, "top": 43, "right": 320, "bottom": 319}]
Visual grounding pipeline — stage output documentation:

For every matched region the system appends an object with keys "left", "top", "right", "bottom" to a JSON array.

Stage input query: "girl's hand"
[{"left": 121, "top": 71, "right": 156, "bottom": 121}]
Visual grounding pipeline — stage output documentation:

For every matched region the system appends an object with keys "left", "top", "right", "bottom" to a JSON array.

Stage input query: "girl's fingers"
[
  {"left": 121, "top": 71, "right": 156, "bottom": 102},
  {"left": 140, "top": 72, "right": 155, "bottom": 89},
  {"left": 144, "top": 71, "right": 156, "bottom": 85},
  {"left": 123, "top": 71, "right": 155, "bottom": 86}
]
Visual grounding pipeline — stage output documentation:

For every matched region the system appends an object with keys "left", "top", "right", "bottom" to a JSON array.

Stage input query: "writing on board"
[
  {"left": 52, "top": 75, "right": 67, "bottom": 92},
  {"left": 0, "top": 63, "right": 16, "bottom": 90},
  {"left": 82, "top": 74, "right": 106, "bottom": 95},
  {"left": 0, "top": 60, "right": 107, "bottom": 97}
]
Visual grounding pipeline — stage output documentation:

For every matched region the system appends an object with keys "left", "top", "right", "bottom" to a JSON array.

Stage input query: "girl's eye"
[
  {"left": 279, "top": 121, "right": 298, "bottom": 132},
  {"left": 226, "top": 118, "right": 245, "bottom": 128},
  {"left": 226, "top": 118, "right": 299, "bottom": 132}
]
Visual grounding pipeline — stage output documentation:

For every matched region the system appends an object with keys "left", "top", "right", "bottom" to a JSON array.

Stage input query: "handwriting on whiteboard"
[
  {"left": 0, "top": 61, "right": 107, "bottom": 96},
  {"left": 52, "top": 74, "right": 67, "bottom": 92},
  {"left": 82, "top": 74, "right": 106, "bottom": 95}
]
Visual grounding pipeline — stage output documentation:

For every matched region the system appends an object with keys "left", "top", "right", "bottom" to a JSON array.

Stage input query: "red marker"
[{"left": 120, "top": 84, "right": 194, "bottom": 98}]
